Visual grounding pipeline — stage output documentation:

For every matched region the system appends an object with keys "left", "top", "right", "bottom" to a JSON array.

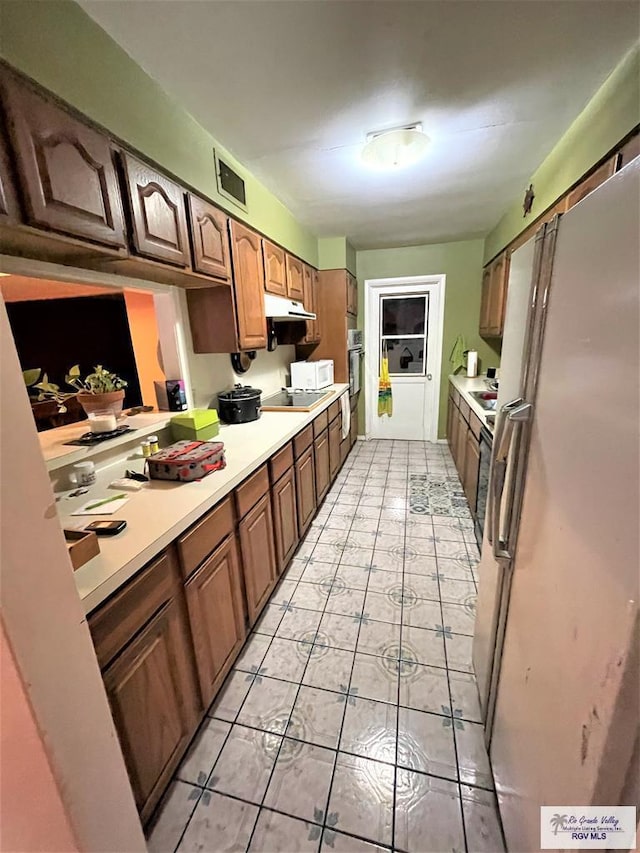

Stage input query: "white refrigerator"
[{"left": 472, "top": 158, "right": 639, "bottom": 851}]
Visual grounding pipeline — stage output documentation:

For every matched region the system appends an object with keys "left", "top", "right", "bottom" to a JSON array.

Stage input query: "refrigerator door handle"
[
  {"left": 487, "top": 398, "right": 522, "bottom": 547},
  {"left": 489, "top": 400, "right": 532, "bottom": 560}
]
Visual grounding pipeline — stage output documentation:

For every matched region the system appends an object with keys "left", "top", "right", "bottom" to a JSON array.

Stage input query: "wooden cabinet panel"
[
  {"left": 102, "top": 596, "right": 199, "bottom": 822},
  {"left": 0, "top": 119, "right": 20, "bottom": 224},
  {"left": 302, "top": 263, "right": 320, "bottom": 343},
  {"left": 89, "top": 549, "right": 176, "bottom": 670},
  {"left": 121, "top": 153, "right": 189, "bottom": 266},
  {"left": 312, "top": 409, "right": 329, "bottom": 437},
  {"left": 479, "top": 267, "right": 492, "bottom": 335},
  {"left": 230, "top": 220, "right": 268, "bottom": 350},
  {"left": 263, "top": 239, "right": 287, "bottom": 296},
  {"left": 480, "top": 251, "right": 509, "bottom": 338},
  {"left": 347, "top": 273, "right": 358, "bottom": 316},
  {"left": 177, "top": 496, "right": 235, "bottom": 580},
  {"left": 313, "top": 268, "right": 322, "bottom": 342},
  {"left": 314, "top": 429, "right": 330, "bottom": 504},
  {"left": 566, "top": 156, "right": 617, "bottom": 210},
  {"left": 271, "top": 468, "right": 299, "bottom": 573},
  {"left": 450, "top": 398, "right": 459, "bottom": 464},
  {"left": 456, "top": 414, "right": 468, "bottom": 483},
  {"left": 1, "top": 73, "right": 125, "bottom": 246},
  {"left": 269, "top": 442, "right": 294, "bottom": 484},
  {"left": 617, "top": 133, "right": 640, "bottom": 170},
  {"left": 186, "top": 194, "right": 231, "bottom": 281},
  {"left": 235, "top": 464, "right": 269, "bottom": 519},
  {"left": 328, "top": 399, "right": 340, "bottom": 424},
  {"left": 293, "top": 424, "right": 313, "bottom": 458},
  {"left": 238, "top": 492, "right": 277, "bottom": 624},
  {"left": 295, "top": 445, "right": 316, "bottom": 536},
  {"left": 329, "top": 416, "right": 342, "bottom": 479},
  {"left": 286, "top": 253, "right": 304, "bottom": 301},
  {"left": 447, "top": 393, "right": 456, "bottom": 456},
  {"left": 184, "top": 535, "right": 246, "bottom": 707},
  {"left": 464, "top": 429, "right": 480, "bottom": 517}
]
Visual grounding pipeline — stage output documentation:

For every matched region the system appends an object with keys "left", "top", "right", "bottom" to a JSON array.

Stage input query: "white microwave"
[{"left": 290, "top": 359, "right": 334, "bottom": 390}]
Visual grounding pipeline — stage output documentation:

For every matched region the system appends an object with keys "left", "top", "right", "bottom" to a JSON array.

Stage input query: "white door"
[{"left": 365, "top": 276, "right": 444, "bottom": 442}]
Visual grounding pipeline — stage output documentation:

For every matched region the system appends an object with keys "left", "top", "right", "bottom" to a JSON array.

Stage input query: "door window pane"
[
  {"left": 382, "top": 338, "right": 425, "bottom": 375},
  {"left": 382, "top": 296, "right": 426, "bottom": 335}
]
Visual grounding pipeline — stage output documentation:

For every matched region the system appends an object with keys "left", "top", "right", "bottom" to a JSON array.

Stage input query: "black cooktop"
[{"left": 261, "top": 389, "right": 332, "bottom": 410}]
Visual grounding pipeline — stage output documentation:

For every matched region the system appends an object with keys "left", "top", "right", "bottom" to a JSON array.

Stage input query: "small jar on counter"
[
  {"left": 140, "top": 439, "right": 152, "bottom": 458},
  {"left": 148, "top": 435, "right": 159, "bottom": 454}
]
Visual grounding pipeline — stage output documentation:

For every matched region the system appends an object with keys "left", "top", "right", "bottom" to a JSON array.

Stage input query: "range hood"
[{"left": 264, "top": 293, "right": 316, "bottom": 321}]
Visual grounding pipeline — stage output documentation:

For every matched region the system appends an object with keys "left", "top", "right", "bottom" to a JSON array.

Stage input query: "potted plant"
[{"left": 23, "top": 365, "right": 128, "bottom": 416}]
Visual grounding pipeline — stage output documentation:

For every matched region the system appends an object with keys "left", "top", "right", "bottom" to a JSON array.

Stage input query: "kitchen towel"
[
  {"left": 378, "top": 342, "right": 393, "bottom": 418},
  {"left": 449, "top": 334, "right": 466, "bottom": 373},
  {"left": 340, "top": 391, "right": 350, "bottom": 439}
]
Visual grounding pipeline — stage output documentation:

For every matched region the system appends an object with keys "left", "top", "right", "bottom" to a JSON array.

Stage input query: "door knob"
[{"left": 427, "top": 373, "right": 433, "bottom": 380}]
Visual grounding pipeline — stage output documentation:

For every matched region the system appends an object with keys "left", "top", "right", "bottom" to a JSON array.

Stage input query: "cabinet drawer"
[
  {"left": 469, "top": 410, "right": 483, "bottom": 440},
  {"left": 235, "top": 464, "right": 269, "bottom": 519},
  {"left": 328, "top": 400, "right": 340, "bottom": 423},
  {"left": 89, "top": 549, "right": 178, "bottom": 670},
  {"left": 313, "top": 409, "right": 329, "bottom": 437},
  {"left": 459, "top": 399, "right": 471, "bottom": 424},
  {"left": 177, "top": 496, "right": 234, "bottom": 579},
  {"left": 269, "top": 442, "right": 293, "bottom": 483},
  {"left": 294, "top": 425, "right": 313, "bottom": 458}
]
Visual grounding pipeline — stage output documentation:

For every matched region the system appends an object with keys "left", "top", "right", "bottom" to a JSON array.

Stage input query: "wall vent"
[{"left": 214, "top": 150, "right": 247, "bottom": 211}]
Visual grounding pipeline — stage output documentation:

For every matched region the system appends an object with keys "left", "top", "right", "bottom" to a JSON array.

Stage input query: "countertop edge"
[{"left": 448, "top": 374, "right": 495, "bottom": 430}]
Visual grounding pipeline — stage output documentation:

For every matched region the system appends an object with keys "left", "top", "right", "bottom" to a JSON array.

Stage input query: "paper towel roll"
[{"left": 466, "top": 351, "right": 478, "bottom": 378}]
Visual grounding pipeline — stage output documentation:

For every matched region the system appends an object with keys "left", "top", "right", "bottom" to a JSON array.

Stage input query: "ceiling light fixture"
[{"left": 361, "top": 122, "right": 430, "bottom": 170}]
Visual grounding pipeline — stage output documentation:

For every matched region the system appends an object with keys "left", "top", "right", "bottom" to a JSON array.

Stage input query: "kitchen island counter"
[{"left": 62, "top": 384, "right": 350, "bottom": 614}]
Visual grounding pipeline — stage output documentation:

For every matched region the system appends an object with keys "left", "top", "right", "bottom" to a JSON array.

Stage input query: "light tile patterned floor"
[{"left": 147, "top": 440, "right": 506, "bottom": 853}]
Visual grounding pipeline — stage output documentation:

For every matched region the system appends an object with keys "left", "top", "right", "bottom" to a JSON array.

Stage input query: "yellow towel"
[
  {"left": 378, "top": 342, "right": 393, "bottom": 418},
  {"left": 449, "top": 334, "right": 466, "bottom": 374}
]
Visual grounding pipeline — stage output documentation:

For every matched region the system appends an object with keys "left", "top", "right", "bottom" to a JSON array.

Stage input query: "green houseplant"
[{"left": 24, "top": 365, "right": 128, "bottom": 416}]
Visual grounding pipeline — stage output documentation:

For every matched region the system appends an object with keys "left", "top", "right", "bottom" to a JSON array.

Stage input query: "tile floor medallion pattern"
[{"left": 147, "top": 440, "right": 505, "bottom": 853}]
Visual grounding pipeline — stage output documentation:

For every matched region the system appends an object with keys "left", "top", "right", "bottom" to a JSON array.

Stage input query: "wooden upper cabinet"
[
  {"left": 566, "top": 155, "right": 617, "bottom": 210},
  {"left": 0, "top": 122, "right": 20, "bottom": 224},
  {"left": 238, "top": 492, "right": 277, "bottom": 625},
  {"left": 479, "top": 267, "right": 492, "bottom": 336},
  {"left": 229, "top": 220, "right": 267, "bottom": 350},
  {"left": 302, "top": 263, "right": 319, "bottom": 344},
  {"left": 121, "top": 152, "right": 190, "bottom": 266},
  {"left": 102, "top": 596, "right": 199, "bottom": 822},
  {"left": 312, "top": 269, "right": 322, "bottom": 342},
  {"left": 286, "top": 253, "right": 305, "bottom": 301},
  {"left": 347, "top": 273, "right": 358, "bottom": 316},
  {"left": 186, "top": 194, "right": 231, "bottom": 281},
  {"left": 1, "top": 73, "right": 125, "bottom": 246},
  {"left": 184, "top": 535, "right": 246, "bottom": 707},
  {"left": 617, "top": 133, "right": 640, "bottom": 170},
  {"left": 480, "top": 251, "right": 509, "bottom": 338},
  {"left": 263, "top": 239, "right": 287, "bottom": 296}
]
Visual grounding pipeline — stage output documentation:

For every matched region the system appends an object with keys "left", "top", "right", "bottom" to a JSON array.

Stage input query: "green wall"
[
  {"left": 0, "top": 0, "right": 318, "bottom": 265},
  {"left": 356, "top": 240, "right": 500, "bottom": 438},
  {"left": 485, "top": 45, "right": 640, "bottom": 261},
  {"left": 318, "top": 237, "right": 357, "bottom": 274}
]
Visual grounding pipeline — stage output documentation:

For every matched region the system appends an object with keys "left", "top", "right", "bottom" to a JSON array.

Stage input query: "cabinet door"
[
  {"left": 263, "top": 239, "right": 287, "bottom": 296},
  {"left": 122, "top": 153, "right": 190, "bottom": 266},
  {"left": 479, "top": 267, "right": 492, "bottom": 335},
  {"left": 447, "top": 394, "right": 456, "bottom": 454},
  {"left": 566, "top": 156, "right": 617, "bottom": 209},
  {"left": 184, "top": 535, "right": 246, "bottom": 707},
  {"left": 464, "top": 430, "right": 480, "bottom": 517},
  {"left": 0, "top": 120, "right": 20, "bottom": 224},
  {"left": 238, "top": 492, "right": 277, "bottom": 624},
  {"left": 102, "top": 597, "right": 199, "bottom": 822},
  {"left": 286, "top": 253, "right": 305, "bottom": 301},
  {"left": 329, "top": 416, "right": 341, "bottom": 479},
  {"left": 456, "top": 415, "right": 468, "bottom": 482},
  {"left": 295, "top": 445, "right": 317, "bottom": 536},
  {"left": 488, "top": 252, "right": 509, "bottom": 337},
  {"left": 187, "top": 194, "right": 231, "bottom": 281},
  {"left": 347, "top": 273, "right": 358, "bottom": 316},
  {"left": 272, "top": 468, "right": 299, "bottom": 573},
  {"left": 312, "top": 269, "right": 322, "bottom": 342},
  {"left": 230, "top": 220, "right": 268, "bottom": 350},
  {"left": 1, "top": 74, "right": 125, "bottom": 246},
  {"left": 616, "top": 134, "right": 640, "bottom": 171},
  {"left": 450, "top": 400, "right": 459, "bottom": 464},
  {"left": 302, "top": 263, "right": 320, "bottom": 343},
  {"left": 314, "top": 429, "right": 330, "bottom": 503}
]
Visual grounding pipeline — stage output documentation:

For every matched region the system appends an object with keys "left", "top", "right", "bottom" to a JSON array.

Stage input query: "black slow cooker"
[{"left": 218, "top": 384, "right": 262, "bottom": 424}]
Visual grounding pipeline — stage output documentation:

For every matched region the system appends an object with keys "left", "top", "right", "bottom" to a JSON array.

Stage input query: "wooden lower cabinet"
[
  {"left": 329, "top": 416, "right": 341, "bottom": 479},
  {"left": 295, "top": 444, "right": 316, "bottom": 536},
  {"left": 184, "top": 535, "right": 246, "bottom": 707},
  {"left": 102, "top": 596, "right": 199, "bottom": 822},
  {"left": 238, "top": 492, "right": 278, "bottom": 625},
  {"left": 314, "top": 429, "right": 330, "bottom": 503},
  {"left": 456, "top": 412, "right": 468, "bottom": 482},
  {"left": 271, "top": 467, "right": 299, "bottom": 573},
  {"left": 464, "top": 429, "right": 481, "bottom": 517}
]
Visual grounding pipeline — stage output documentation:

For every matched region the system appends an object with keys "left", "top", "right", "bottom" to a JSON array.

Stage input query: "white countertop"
[
  {"left": 449, "top": 374, "right": 496, "bottom": 432},
  {"left": 63, "top": 385, "right": 350, "bottom": 614}
]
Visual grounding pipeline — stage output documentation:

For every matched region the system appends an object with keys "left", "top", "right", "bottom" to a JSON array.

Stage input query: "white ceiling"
[{"left": 80, "top": 1, "right": 638, "bottom": 249}]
